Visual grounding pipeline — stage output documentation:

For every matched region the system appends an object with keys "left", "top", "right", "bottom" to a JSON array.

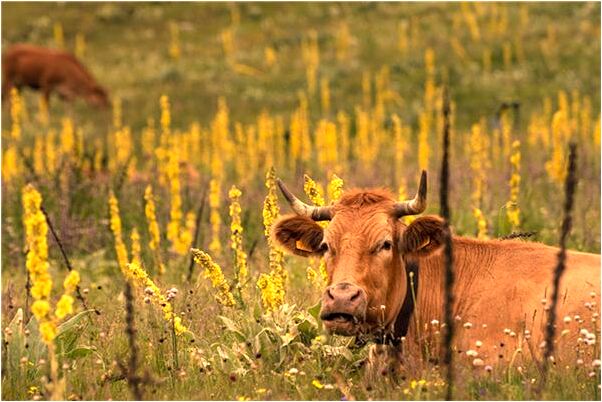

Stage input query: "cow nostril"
[{"left": 350, "top": 289, "right": 361, "bottom": 302}]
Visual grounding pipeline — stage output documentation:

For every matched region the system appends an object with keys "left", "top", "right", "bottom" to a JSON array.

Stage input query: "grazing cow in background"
[
  {"left": 2, "top": 44, "right": 110, "bottom": 108},
  {"left": 272, "top": 171, "right": 600, "bottom": 372}
]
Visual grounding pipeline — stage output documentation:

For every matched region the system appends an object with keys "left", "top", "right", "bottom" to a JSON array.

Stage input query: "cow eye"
[
  {"left": 319, "top": 242, "right": 329, "bottom": 253},
  {"left": 381, "top": 240, "right": 392, "bottom": 251}
]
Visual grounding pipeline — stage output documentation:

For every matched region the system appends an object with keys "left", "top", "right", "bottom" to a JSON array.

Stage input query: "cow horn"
[
  {"left": 394, "top": 170, "right": 427, "bottom": 217},
  {"left": 276, "top": 179, "right": 334, "bottom": 221}
]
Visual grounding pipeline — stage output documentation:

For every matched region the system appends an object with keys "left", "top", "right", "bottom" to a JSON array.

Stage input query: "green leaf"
[
  {"left": 4, "top": 309, "right": 25, "bottom": 373},
  {"left": 218, "top": 315, "right": 245, "bottom": 341},
  {"left": 307, "top": 300, "right": 322, "bottom": 332},
  {"left": 54, "top": 310, "right": 94, "bottom": 356},
  {"left": 62, "top": 346, "right": 96, "bottom": 359}
]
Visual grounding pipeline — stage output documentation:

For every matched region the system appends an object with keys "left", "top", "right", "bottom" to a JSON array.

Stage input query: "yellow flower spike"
[
  {"left": 191, "top": 248, "right": 236, "bottom": 307},
  {"left": 53, "top": 22, "right": 64, "bottom": 48},
  {"left": 39, "top": 321, "right": 57, "bottom": 343},
  {"left": 468, "top": 122, "right": 490, "bottom": 236},
  {"left": 473, "top": 207, "right": 489, "bottom": 240},
  {"left": 31, "top": 300, "right": 51, "bottom": 320},
  {"left": 208, "top": 179, "right": 222, "bottom": 256},
  {"left": 2, "top": 146, "right": 19, "bottom": 183},
  {"left": 303, "top": 174, "right": 325, "bottom": 206},
  {"left": 45, "top": 130, "right": 57, "bottom": 174},
  {"left": 113, "top": 97, "right": 122, "bottom": 130},
  {"left": 168, "top": 21, "right": 181, "bottom": 60},
  {"left": 262, "top": 167, "right": 281, "bottom": 237},
  {"left": 417, "top": 111, "right": 431, "bottom": 172},
  {"left": 335, "top": 21, "right": 351, "bottom": 61},
  {"left": 289, "top": 93, "right": 311, "bottom": 171},
  {"left": 63, "top": 271, "right": 80, "bottom": 293},
  {"left": 545, "top": 110, "right": 569, "bottom": 184},
  {"left": 424, "top": 47, "right": 436, "bottom": 77},
  {"left": 315, "top": 119, "right": 338, "bottom": 173},
  {"left": 22, "top": 184, "right": 52, "bottom": 299},
  {"left": 125, "top": 262, "right": 189, "bottom": 335},
  {"left": 55, "top": 295, "right": 74, "bottom": 319},
  {"left": 507, "top": 140, "right": 521, "bottom": 230},
  {"left": 144, "top": 185, "right": 166, "bottom": 275},
  {"left": 131, "top": 228, "right": 142, "bottom": 266},
  {"left": 166, "top": 148, "right": 186, "bottom": 254},
  {"left": 60, "top": 117, "right": 75, "bottom": 156},
  {"left": 326, "top": 174, "right": 344, "bottom": 203},
  {"left": 75, "top": 32, "right": 86, "bottom": 58},
  {"left": 264, "top": 46, "right": 277, "bottom": 68},
  {"left": 160, "top": 95, "right": 171, "bottom": 135},
  {"left": 37, "top": 95, "right": 49, "bottom": 126},
  {"left": 259, "top": 168, "right": 286, "bottom": 312},
  {"left": 144, "top": 185, "right": 161, "bottom": 251},
  {"left": 108, "top": 191, "right": 129, "bottom": 272},
  {"left": 177, "top": 211, "right": 195, "bottom": 255},
  {"left": 301, "top": 30, "right": 319, "bottom": 95},
  {"left": 10, "top": 87, "right": 22, "bottom": 140},
  {"left": 228, "top": 186, "right": 248, "bottom": 286}
]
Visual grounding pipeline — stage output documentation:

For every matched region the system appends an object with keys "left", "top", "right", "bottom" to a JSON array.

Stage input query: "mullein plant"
[
  {"left": 469, "top": 123, "right": 489, "bottom": 239},
  {"left": 108, "top": 191, "right": 130, "bottom": 273},
  {"left": 208, "top": 179, "right": 222, "bottom": 257},
  {"left": 130, "top": 228, "right": 142, "bottom": 267},
  {"left": 506, "top": 140, "right": 521, "bottom": 231},
  {"left": 74, "top": 32, "right": 86, "bottom": 58},
  {"left": 546, "top": 109, "right": 569, "bottom": 185},
  {"left": 37, "top": 95, "right": 49, "bottom": 126},
  {"left": 124, "top": 262, "right": 189, "bottom": 335},
  {"left": 144, "top": 185, "right": 166, "bottom": 275},
  {"left": 418, "top": 111, "right": 431, "bottom": 172},
  {"left": 257, "top": 167, "right": 285, "bottom": 312},
  {"left": 301, "top": 30, "right": 319, "bottom": 95},
  {"left": 10, "top": 87, "right": 22, "bottom": 140},
  {"left": 191, "top": 248, "right": 236, "bottom": 307},
  {"left": 109, "top": 189, "right": 190, "bottom": 334},
  {"left": 165, "top": 147, "right": 194, "bottom": 256},
  {"left": 289, "top": 92, "right": 311, "bottom": 172},
  {"left": 23, "top": 184, "right": 80, "bottom": 399},
  {"left": 304, "top": 174, "right": 343, "bottom": 287},
  {"left": 315, "top": 119, "right": 338, "bottom": 175},
  {"left": 53, "top": 22, "right": 64, "bottom": 48},
  {"left": 168, "top": 21, "right": 181, "bottom": 60},
  {"left": 155, "top": 95, "right": 171, "bottom": 187},
  {"left": 228, "top": 185, "right": 248, "bottom": 303}
]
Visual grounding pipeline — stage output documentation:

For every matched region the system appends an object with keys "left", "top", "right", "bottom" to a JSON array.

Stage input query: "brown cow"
[
  {"left": 273, "top": 171, "right": 600, "bottom": 371},
  {"left": 2, "top": 44, "right": 110, "bottom": 108}
]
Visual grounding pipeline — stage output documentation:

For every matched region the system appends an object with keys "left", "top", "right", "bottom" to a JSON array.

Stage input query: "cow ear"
[
  {"left": 272, "top": 214, "right": 325, "bottom": 257},
  {"left": 400, "top": 216, "right": 447, "bottom": 256}
]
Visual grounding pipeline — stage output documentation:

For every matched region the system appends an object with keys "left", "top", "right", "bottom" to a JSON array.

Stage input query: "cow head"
[
  {"left": 86, "top": 85, "right": 110, "bottom": 108},
  {"left": 272, "top": 171, "right": 446, "bottom": 336}
]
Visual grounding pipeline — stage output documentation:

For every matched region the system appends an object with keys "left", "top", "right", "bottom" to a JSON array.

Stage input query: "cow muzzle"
[{"left": 319, "top": 282, "right": 367, "bottom": 336}]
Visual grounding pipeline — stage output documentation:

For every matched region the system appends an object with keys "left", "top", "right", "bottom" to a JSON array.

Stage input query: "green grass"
[{"left": 2, "top": 2, "right": 601, "bottom": 400}]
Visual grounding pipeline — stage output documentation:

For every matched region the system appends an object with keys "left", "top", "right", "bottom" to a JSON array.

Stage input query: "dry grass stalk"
[
  {"left": 123, "top": 281, "right": 143, "bottom": 400},
  {"left": 40, "top": 205, "right": 89, "bottom": 311},
  {"left": 540, "top": 142, "right": 578, "bottom": 391},
  {"left": 440, "top": 86, "right": 455, "bottom": 400}
]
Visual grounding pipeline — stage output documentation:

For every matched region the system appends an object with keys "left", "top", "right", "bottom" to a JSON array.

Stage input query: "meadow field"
[{"left": 1, "top": 2, "right": 601, "bottom": 400}]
